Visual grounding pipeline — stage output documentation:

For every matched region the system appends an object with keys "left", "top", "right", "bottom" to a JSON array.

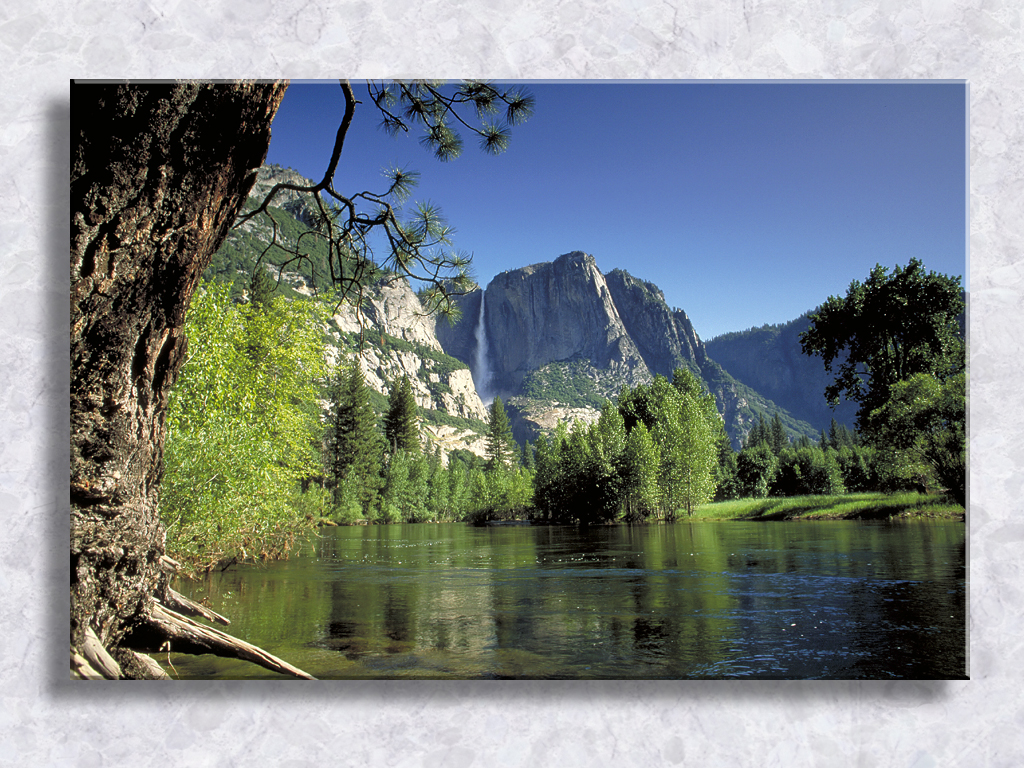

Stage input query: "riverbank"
[{"left": 692, "top": 491, "right": 965, "bottom": 522}]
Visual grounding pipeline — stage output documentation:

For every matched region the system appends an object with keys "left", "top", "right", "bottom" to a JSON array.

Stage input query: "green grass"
[{"left": 691, "top": 492, "right": 965, "bottom": 522}]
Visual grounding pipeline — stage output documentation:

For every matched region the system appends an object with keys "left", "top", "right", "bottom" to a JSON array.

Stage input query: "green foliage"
[
  {"left": 325, "top": 363, "right": 383, "bottom": 519},
  {"left": 531, "top": 371, "right": 721, "bottom": 523},
  {"left": 161, "top": 283, "right": 329, "bottom": 570},
  {"left": 249, "top": 262, "right": 278, "bottom": 310},
  {"left": 618, "top": 422, "right": 661, "bottom": 521},
  {"left": 736, "top": 443, "right": 778, "bottom": 499},
  {"left": 836, "top": 444, "right": 876, "bottom": 493},
  {"left": 383, "top": 375, "right": 420, "bottom": 454},
  {"left": 772, "top": 447, "right": 846, "bottom": 497},
  {"left": 520, "top": 360, "right": 608, "bottom": 409},
  {"left": 378, "top": 449, "right": 429, "bottom": 523},
  {"left": 865, "top": 372, "right": 965, "bottom": 506},
  {"left": 800, "top": 258, "right": 965, "bottom": 429},
  {"left": 485, "top": 396, "right": 517, "bottom": 472}
]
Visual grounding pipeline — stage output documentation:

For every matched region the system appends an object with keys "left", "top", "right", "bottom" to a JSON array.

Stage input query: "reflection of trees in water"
[{"left": 173, "top": 522, "right": 965, "bottom": 679}]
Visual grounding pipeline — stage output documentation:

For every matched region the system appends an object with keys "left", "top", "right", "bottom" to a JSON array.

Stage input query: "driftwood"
[
  {"left": 72, "top": 575, "right": 315, "bottom": 680},
  {"left": 163, "top": 588, "right": 231, "bottom": 626},
  {"left": 132, "top": 602, "right": 317, "bottom": 680},
  {"left": 72, "top": 601, "right": 315, "bottom": 681},
  {"left": 82, "top": 627, "right": 121, "bottom": 679}
]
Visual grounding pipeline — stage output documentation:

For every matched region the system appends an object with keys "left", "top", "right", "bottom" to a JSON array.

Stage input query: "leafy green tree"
[
  {"left": 383, "top": 375, "right": 420, "bottom": 454},
  {"left": 622, "top": 374, "right": 719, "bottom": 517},
  {"left": 424, "top": 447, "right": 449, "bottom": 520},
  {"left": 326, "top": 362, "right": 383, "bottom": 517},
  {"left": 447, "top": 456, "right": 472, "bottom": 520},
  {"left": 618, "top": 422, "right": 662, "bottom": 521},
  {"left": 800, "top": 258, "right": 964, "bottom": 430},
  {"left": 532, "top": 433, "right": 563, "bottom": 520},
  {"left": 714, "top": 450, "right": 742, "bottom": 501},
  {"left": 836, "top": 444, "right": 875, "bottom": 492},
  {"left": 162, "top": 283, "right": 329, "bottom": 568},
  {"left": 772, "top": 445, "right": 847, "bottom": 497},
  {"left": 654, "top": 383, "right": 719, "bottom": 517},
  {"left": 485, "top": 396, "right": 517, "bottom": 472},
  {"left": 557, "top": 421, "right": 599, "bottom": 522},
  {"left": 737, "top": 442, "right": 778, "bottom": 498},
  {"left": 865, "top": 372, "right": 965, "bottom": 506},
  {"left": 377, "top": 449, "right": 411, "bottom": 523}
]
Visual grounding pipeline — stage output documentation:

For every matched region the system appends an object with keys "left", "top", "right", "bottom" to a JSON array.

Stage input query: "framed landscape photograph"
[{"left": 70, "top": 79, "right": 966, "bottom": 680}]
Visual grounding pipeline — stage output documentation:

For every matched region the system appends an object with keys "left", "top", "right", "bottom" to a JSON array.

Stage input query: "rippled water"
[{"left": 168, "top": 519, "right": 966, "bottom": 680}]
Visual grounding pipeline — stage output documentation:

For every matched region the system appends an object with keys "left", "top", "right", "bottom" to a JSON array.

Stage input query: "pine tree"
[
  {"left": 485, "top": 396, "right": 517, "bottom": 472},
  {"left": 326, "top": 363, "right": 382, "bottom": 516},
  {"left": 384, "top": 375, "right": 420, "bottom": 454},
  {"left": 768, "top": 413, "right": 788, "bottom": 455},
  {"left": 745, "top": 417, "right": 767, "bottom": 449},
  {"left": 249, "top": 262, "right": 277, "bottom": 311}
]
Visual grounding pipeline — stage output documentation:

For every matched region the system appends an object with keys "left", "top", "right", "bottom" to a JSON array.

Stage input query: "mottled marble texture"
[{"left": 2, "top": 0, "right": 1020, "bottom": 764}]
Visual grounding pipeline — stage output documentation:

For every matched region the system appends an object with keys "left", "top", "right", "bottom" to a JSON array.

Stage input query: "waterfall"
[{"left": 473, "top": 289, "right": 492, "bottom": 404}]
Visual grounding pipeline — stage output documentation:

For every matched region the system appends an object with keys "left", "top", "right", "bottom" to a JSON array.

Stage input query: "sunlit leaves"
[
  {"left": 865, "top": 372, "right": 965, "bottom": 505},
  {"left": 161, "top": 284, "right": 330, "bottom": 570}
]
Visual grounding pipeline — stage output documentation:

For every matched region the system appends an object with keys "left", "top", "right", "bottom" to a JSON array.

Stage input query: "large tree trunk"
[{"left": 70, "top": 81, "right": 290, "bottom": 678}]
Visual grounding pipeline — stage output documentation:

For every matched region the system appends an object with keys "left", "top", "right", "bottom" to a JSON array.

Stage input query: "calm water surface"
[{"left": 169, "top": 520, "right": 966, "bottom": 680}]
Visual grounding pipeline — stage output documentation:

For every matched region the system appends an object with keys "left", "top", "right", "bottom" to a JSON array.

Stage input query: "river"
[{"left": 167, "top": 519, "right": 967, "bottom": 680}]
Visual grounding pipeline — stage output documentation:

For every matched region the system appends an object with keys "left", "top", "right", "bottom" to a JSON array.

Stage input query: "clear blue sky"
[{"left": 265, "top": 81, "right": 967, "bottom": 341}]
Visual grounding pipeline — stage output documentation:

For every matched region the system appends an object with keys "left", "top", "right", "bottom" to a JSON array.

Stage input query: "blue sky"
[{"left": 265, "top": 81, "right": 966, "bottom": 341}]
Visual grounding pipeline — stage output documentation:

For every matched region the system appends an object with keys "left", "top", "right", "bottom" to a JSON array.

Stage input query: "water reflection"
[{"left": 169, "top": 519, "right": 966, "bottom": 680}]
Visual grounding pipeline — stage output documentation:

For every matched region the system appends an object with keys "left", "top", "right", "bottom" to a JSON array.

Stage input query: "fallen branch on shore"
[{"left": 71, "top": 597, "right": 316, "bottom": 680}]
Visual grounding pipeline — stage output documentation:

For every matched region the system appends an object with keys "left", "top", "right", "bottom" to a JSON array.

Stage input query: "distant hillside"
[
  {"left": 705, "top": 290, "right": 966, "bottom": 435},
  {"left": 705, "top": 315, "right": 859, "bottom": 434}
]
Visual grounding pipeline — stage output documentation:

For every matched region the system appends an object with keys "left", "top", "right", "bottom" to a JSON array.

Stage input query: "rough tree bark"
[{"left": 70, "top": 81, "right": 305, "bottom": 678}]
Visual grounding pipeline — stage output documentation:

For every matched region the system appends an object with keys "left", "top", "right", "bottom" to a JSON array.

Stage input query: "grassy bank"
[{"left": 691, "top": 492, "right": 965, "bottom": 522}]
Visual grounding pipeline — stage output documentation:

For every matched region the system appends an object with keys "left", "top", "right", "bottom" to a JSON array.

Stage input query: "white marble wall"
[{"left": 3, "top": 0, "right": 1020, "bottom": 764}]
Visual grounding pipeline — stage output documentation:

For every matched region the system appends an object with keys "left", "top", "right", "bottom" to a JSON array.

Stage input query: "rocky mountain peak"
[
  {"left": 483, "top": 251, "right": 644, "bottom": 396},
  {"left": 248, "top": 164, "right": 320, "bottom": 226}
]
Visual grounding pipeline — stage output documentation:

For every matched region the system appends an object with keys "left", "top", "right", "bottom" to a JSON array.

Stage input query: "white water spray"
[{"left": 473, "top": 289, "right": 492, "bottom": 404}]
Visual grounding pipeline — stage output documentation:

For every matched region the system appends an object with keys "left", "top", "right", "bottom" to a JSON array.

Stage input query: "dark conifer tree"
[
  {"left": 249, "top": 262, "right": 277, "bottom": 312},
  {"left": 768, "top": 413, "right": 788, "bottom": 455},
  {"left": 384, "top": 375, "right": 420, "bottom": 454},
  {"left": 327, "top": 363, "right": 383, "bottom": 514},
  {"left": 485, "top": 396, "right": 517, "bottom": 472},
  {"left": 745, "top": 418, "right": 766, "bottom": 449}
]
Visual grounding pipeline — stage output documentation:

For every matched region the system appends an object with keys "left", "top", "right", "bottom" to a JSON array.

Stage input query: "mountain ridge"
[{"left": 211, "top": 166, "right": 849, "bottom": 453}]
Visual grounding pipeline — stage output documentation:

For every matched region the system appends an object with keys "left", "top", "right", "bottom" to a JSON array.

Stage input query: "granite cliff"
[
  {"left": 213, "top": 168, "right": 832, "bottom": 453},
  {"left": 437, "top": 251, "right": 818, "bottom": 446}
]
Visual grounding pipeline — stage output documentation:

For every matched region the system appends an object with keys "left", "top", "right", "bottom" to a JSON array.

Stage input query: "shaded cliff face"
[
  {"left": 484, "top": 252, "right": 646, "bottom": 396},
  {"left": 433, "top": 251, "right": 820, "bottom": 448},
  {"left": 434, "top": 288, "right": 482, "bottom": 365},
  {"left": 603, "top": 269, "right": 706, "bottom": 376}
]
